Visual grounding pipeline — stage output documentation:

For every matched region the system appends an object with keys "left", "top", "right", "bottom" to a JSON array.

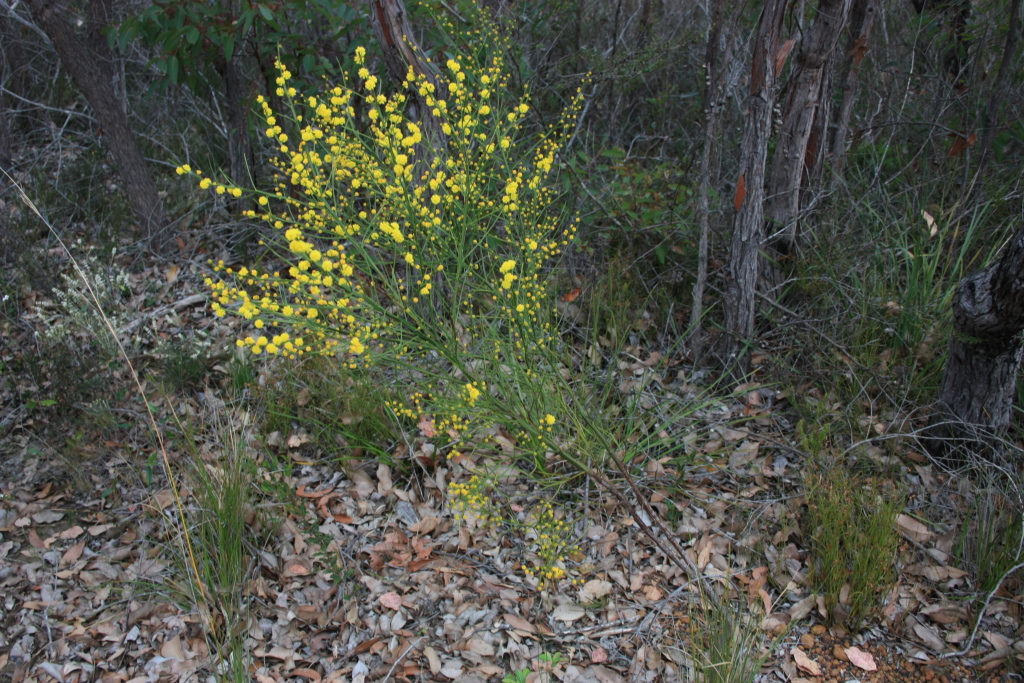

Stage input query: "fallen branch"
[{"left": 118, "top": 293, "right": 207, "bottom": 336}]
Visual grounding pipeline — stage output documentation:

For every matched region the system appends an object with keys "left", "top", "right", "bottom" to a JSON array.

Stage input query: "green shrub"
[
  {"left": 804, "top": 466, "right": 903, "bottom": 629},
  {"left": 157, "top": 333, "right": 211, "bottom": 392},
  {"left": 957, "top": 488, "right": 1023, "bottom": 594}
]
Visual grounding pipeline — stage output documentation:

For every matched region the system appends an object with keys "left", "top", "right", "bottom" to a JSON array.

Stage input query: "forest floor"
[{"left": 0, "top": 251, "right": 1019, "bottom": 683}]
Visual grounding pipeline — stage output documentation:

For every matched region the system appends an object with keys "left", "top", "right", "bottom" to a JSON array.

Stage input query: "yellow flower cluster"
[
  {"left": 185, "top": 12, "right": 586, "bottom": 455},
  {"left": 448, "top": 475, "right": 495, "bottom": 526},
  {"left": 521, "top": 499, "right": 574, "bottom": 587},
  {"left": 385, "top": 392, "right": 472, "bottom": 441}
]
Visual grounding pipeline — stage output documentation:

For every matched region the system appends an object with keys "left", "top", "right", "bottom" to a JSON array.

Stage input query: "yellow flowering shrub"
[
  {"left": 184, "top": 28, "right": 585, "bottom": 461},
  {"left": 448, "top": 475, "right": 577, "bottom": 588},
  {"left": 181, "top": 19, "right": 593, "bottom": 587},
  {"left": 521, "top": 499, "right": 574, "bottom": 587}
]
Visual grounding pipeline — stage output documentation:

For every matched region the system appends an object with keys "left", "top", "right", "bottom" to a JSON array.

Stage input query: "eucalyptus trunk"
[
  {"left": 831, "top": 0, "right": 877, "bottom": 175},
  {"left": 929, "top": 223, "right": 1024, "bottom": 454},
  {"left": 217, "top": 54, "right": 255, "bottom": 213},
  {"left": 718, "top": 0, "right": 788, "bottom": 373},
  {"left": 688, "top": 0, "right": 731, "bottom": 359},
  {"left": 367, "top": 0, "right": 445, "bottom": 149},
  {"left": 765, "top": 0, "right": 851, "bottom": 256},
  {"left": 25, "top": 0, "right": 168, "bottom": 247}
]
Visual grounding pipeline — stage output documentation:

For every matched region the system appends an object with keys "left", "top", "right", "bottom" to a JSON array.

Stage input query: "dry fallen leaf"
[
  {"left": 579, "top": 579, "right": 613, "bottom": 602},
  {"left": 62, "top": 540, "right": 86, "bottom": 565},
  {"left": 466, "top": 637, "right": 495, "bottom": 656},
  {"left": 424, "top": 646, "right": 442, "bottom": 674},
  {"left": 914, "top": 621, "right": 945, "bottom": 651},
  {"left": 552, "top": 603, "right": 586, "bottom": 623},
  {"left": 845, "top": 646, "right": 877, "bottom": 672},
  {"left": 32, "top": 510, "right": 65, "bottom": 524},
  {"left": 504, "top": 613, "right": 537, "bottom": 633},
  {"left": 409, "top": 516, "right": 440, "bottom": 534},
  {"left": 897, "top": 514, "right": 932, "bottom": 543},
  {"left": 379, "top": 591, "right": 403, "bottom": 611},
  {"left": 791, "top": 647, "right": 821, "bottom": 677},
  {"left": 439, "top": 659, "right": 464, "bottom": 680},
  {"left": 788, "top": 594, "right": 816, "bottom": 621},
  {"left": 418, "top": 415, "right": 436, "bottom": 437}
]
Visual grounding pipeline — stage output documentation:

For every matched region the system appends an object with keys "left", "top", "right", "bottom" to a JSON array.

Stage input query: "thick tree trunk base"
[
  {"left": 928, "top": 222, "right": 1024, "bottom": 461},
  {"left": 926, "top": 337, "right": 1023, "bottom": 458}
]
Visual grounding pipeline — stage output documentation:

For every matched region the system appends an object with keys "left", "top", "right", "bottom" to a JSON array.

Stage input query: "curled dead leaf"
[
  {"left": 289, "top": 668, "right": 321, "bottom": 683},
  {"left": 897, "top": 514, "right": 932, "bottom": 543},
  {"left": 790, "top": 647, "right": 821, "bottom": 677},
  {"left": 845, "top": 646, "right": 877, "bottom": 672}
]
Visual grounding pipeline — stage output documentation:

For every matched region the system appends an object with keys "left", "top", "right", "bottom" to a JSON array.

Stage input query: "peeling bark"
[
  {"left": 765, "top": 0, "right": 851, "bottom": 256},
  {"left": 929, "top": 223, "right": 1024, "bottom": 452},
  {"left": 719, "top": 0, "right": 788, "bottom": 373},
  {"left": 831, "top": 0, "right": 876, "bottom": 175},
  {"left": 367, "top": 0, "right": 445, "bottom": 148}
]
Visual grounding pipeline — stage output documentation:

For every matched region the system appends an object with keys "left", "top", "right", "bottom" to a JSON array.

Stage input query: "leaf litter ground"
[{"left": 0, "top": 253, "right": 1017, "bottom": 683}]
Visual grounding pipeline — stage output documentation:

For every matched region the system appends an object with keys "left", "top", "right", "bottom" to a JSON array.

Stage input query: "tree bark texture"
[
  {"left": 0, "top": 10, "right": 30, "bottom": 126},
  {"left": 0, "top": 13, "right": 16, "bottom": 184},
  {"left": 911, "top": 0, "right": 973, "bottom": 83},
  {"left": 217, "top": 55, "right": 255, "bottom": 213},
  {"left": 719, "top": 0, "right": 788, "bottom": 372},
  {"left": 24, "top": 0, "right": 168, "bottom": 245},
  {"left": 367, "top": 0, "right": 445, "bottom": 148},
  {"left": 930, "top": 222, "right": 1024, "bottom": 450},
  {"left": 803, "top": 51, "right": 834, "bottom": 197},
  {"left": 831, "top": 0, "right": 876, "bottom": 175},
  {"left": 688, "top": 0, "right": 731, "bottom": 359},
  {"left": 765, "top": 0, "right": 851, "bottom": 255},
  {"left": 966, "top": 0, "right": 1021, "bottom": 205}
]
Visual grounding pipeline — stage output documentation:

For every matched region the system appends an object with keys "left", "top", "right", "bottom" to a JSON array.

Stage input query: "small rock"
[
  {"left": 812, "top": 624, "right": 827, "bottom": 635},
  {"left": 800, "top": 633, "right": 815, "bottom": 648},
  {"left": 834, "top": 644, "right": 849, "bottom": 661}
]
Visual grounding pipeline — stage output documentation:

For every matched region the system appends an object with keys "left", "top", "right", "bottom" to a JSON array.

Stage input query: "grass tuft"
[
  {"left": 957, "top": 486, "right": 1023, "bottom": 594},
  {"left": 804, "top": 464, "right": 903, "bottom": 630},
  {"left": 688, "top": 594, "right": 775, "bottom": 683}
]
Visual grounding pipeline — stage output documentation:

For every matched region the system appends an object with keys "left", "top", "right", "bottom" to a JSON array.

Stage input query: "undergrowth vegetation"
[{"left": 2, "top": 0, "right": 1023, "bottom": 681}]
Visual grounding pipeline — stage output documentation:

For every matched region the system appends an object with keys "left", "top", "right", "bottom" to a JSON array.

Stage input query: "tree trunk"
[
  {"left": 831, "top": 0, "right": 876, "bottom": 175},
  {"left": 765, "top": 0, "right": 851, "bottom": 256},
  {"left": 24, "top": 0, "right": 168, "bottom": 247},
  {"left": 688, "top": 0, "right": 731, "bottom": 360},
  {"left": 0, "top": 11, "right": 31, "bottom": 139},
  {"left": 87, "top": 0, "right": 115, "bottom": 75},
  {"left": 803, "top": 52, "right": 834, "bottom": 195},
  {"left": 965, "top": 0, "right": 1021, "bottom": 205},
  {"left": 911, "top": 0, "right": 973, "bottom": 84},
  {"left": 718, "top": 0, "right": 788, "bottom": 373},
  {"left": 217, "top": 55, "right": 255, "bottom": 213},
  {"left": 367, "top": 0, "right": 445, "bottom": 148},
  {"left": 0, "top": 105, "right": 11, "bottom": 186},
  {"left": 930, "top": 223, "right": 1024, "bottom": 452},
  {"left": 636, "top": 0, "right": 653, "bottom": 49}
]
